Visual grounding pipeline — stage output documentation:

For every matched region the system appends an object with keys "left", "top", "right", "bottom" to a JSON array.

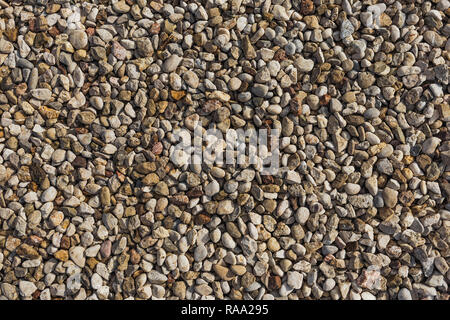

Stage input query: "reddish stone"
[
  {"left": 289, "top": 97, "right": 303, "bottom": 116},
  {"left": 167, "top": 274, "right": 175, "bottom": 285}
]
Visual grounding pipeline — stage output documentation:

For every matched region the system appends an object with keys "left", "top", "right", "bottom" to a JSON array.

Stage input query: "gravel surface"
[{"left": 0, "top": 0, "right": 449, "bottom": 300}]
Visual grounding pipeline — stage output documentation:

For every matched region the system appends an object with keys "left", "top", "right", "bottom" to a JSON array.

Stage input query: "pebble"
[
  {"left": 287, "top": 271, "right": 303, "bottom": 290},
  {"left": 69, "top": 247, "right": 86, "bottom": 268},
  {"left": 162, "top": 55, "right": 182, "bottom": 73},
  {"left": 0, "top": 0, "right": 447, "bottom": 302},
  {"left": 422, "top": 137, "right": 441, "bottom": 154},
  {"left": 205, "top": 180, "right": 220, "bottom": 197},
  {"left": 340, "top": 20, "right": 354, "bottom": 39},
  {"left": 30, "top": 88, "right": 52, "bottom": 101},
  {"left": 217, "top": 200, "right": 234, "bottom": 215},
  {"left": 383, "top": 188, "right": 398, "bottom": 208},
  {"left": 18, "top": 281, "right": 36, "bottom": 297},
  {"left": 41, "top": 186, "right": 57, "bottom": 202},
  {"left": 398, "top": 288, "right": 413, "bottom": 300},
  {"left": 272, "top": 5, "right": 290, "bottom": 21},
  {"left": 295, "top": 57, "right": 314, "bottom": 72},
  {"left": 183, "top": 71, "right": 199, "bottom": 89},
  {"left": 70, "top": 30, "right": 88, "bottom": 49}
]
